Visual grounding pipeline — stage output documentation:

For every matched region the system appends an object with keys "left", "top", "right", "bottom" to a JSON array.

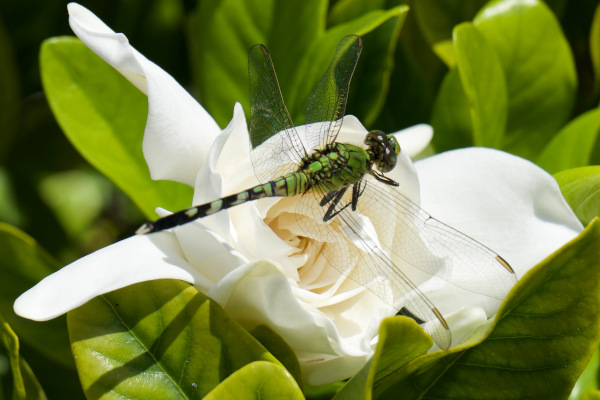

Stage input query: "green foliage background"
[{"left": 0, "top": 0, "right": 600, "bottom": 399}]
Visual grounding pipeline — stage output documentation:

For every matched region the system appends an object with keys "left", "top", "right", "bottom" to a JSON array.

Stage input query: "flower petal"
[
  {"left": 13, "top": 233, "right": 197, "bottom": 321},
  {"left": 390, "top": 123, "right": 433, "bottom": 158},
  {"left": 67, "top": 2, "right": 220, "bottom": 186},
  {"left": 208, "top": 259, "right": 376, "bottom": 385},
  {"left": 415, "top": 147, "right": 583, "bottom": 278}
]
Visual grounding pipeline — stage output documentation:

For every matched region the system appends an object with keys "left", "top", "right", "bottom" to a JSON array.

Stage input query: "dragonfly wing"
[
  {"left": 295, "top": 180, "right": 451, "bottom": 349},
  {"left": 249, "top": 44, "right": 308, "bottom": 183},
  {"left": 355, "top": 177, "right": 517, "bottom": 303},
  {"left": 305, "top": 36, "right": 363, "bottom": 151},
  {"left": 295, "top": 174, "right": 517, "bottom": 349}
]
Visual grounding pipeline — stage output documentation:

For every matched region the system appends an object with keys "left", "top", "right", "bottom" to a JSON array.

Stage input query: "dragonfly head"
[{"left": 365, "top": 130, "right": 400, "bottom": 173}]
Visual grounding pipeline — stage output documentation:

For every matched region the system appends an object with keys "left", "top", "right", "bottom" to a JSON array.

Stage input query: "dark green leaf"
[
  {"left": 376, "top": 219, "right": 600, "bottom": 399},
  {"left": 68, "top": 279, "right": 285, "bottom": 399},
  {"left": 40, "top": 37, "right": 192, "bottom": 219},
  {"left": 188, "top": 0, "right": 325, "bottom": 128},
  {"left": 554, "top": 166, "right": 600, "bottom": 226},
  {"left": 0, "top": 223, "right": 72, "bottom": 368},
  {"left": 287, "top": 7, "right": 406, "bottom": 125},
  {"left": 0, "top": 18, "right": 19, "bottom": 162},
  {"left": 203, "top": 361, "right": 303, "bottom": 399},
  {"left": 590, "top": 4, "right": 600, "bottom": 99},
  {"left": 338, "top": 219, "right": 600, "bottom": 399},
  {"left": 347, "top": 9, "right": 407, "bottom": 128},
  {"left": 0, "top": 315, "right": 47, "bottom": 400},
  {"left": 474, "top": 0, "right": 577, "bottom": 159},
  {"left": 537, "top": 109, "right": 600, "bottom": 174},
  {"left": 189, "top": 0, "right": 405, "bottom": 128},
  {"left": 453, "top": 22, "right": 507, "bottom": 148}
]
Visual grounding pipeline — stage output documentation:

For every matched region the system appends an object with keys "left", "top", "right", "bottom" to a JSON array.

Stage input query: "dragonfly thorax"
[
  {"left": 365, "top": 130, "right": 400, "bottom": 173},
  {"left": 300, "top": 142, "right": 369, "bottom": 193}
]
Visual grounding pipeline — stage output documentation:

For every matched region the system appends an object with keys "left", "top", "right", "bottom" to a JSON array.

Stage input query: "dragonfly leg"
[
  {"left": 369, "top": 170, "right": 399, "bottom": 187},
  {"left": 351, "top": 180, "right": 368, "bottom": 211},
  {"left": 323, "top": 186, "right": 351, "bottom": 221}
]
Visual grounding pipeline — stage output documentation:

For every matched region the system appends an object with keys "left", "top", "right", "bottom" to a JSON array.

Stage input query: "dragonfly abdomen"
[{"left": 136, "top": 172, "right": 308, "bottom": 234}]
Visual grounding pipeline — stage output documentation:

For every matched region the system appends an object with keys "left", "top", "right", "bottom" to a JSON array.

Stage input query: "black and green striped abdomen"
[
  {"left": 136, "top": 142, "right": 371, "bottom": 234},
  {"left": 136, "top": 172, "right": 308, "bottom": 234}
]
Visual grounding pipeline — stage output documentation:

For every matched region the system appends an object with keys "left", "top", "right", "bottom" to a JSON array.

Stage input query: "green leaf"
[
  {"left": 474, "top": 0, "right": 577, "bottom": 159},
  {"left": 1, "top": 314, "right": 47, "bottom": 400},
  {"left": 333, "top": 317, "right": 432, "bottom": 400},
  {"left": 340, "top": 219, "right": 600, "bottom": 399},
  {"left": 203, "top": 361, "right": 303, "bottom": 400},
  {"left": 189, "top": 0, "right": 405, "bottom": 128},
  {"left": 68, "top": 279, "right": 287, "bottom": 399},
  {"left": 453, "top": 22, "right": 507, "bottom": 148},
  {"left": 188, "top": 0, "right": 325, "bottom": 128},
  {"left": 287, "top": 7, "right": 407, "bottom": 125},
  {"left": 346, "top": 9, "right": 407, "bottom": 128},
  {"left": 374, "top": 9, "right": 447, "bottom": 133},
  {"left": 582, "top": 390, "right": 600, "bottom": 400},
  {"left": 430, "top": 68, "right": 473, "bottom": 152},
  {"left": 250, "top": 325, "right": 302, "bottom": 385},
  {"left": 0, "top": 223, "right": 73, "bottom": 368},
  {"left": 570, "top": 342, "right": 600, "bottom": 399},
  {"left": 554, "top": 166, "right": 600, "bottom": 226},
  {"left": 537, "top": 109, "right": 600, "bottom": 174},
  {"left": 40, "top": 37, "right": 192, "bottom": 219}
]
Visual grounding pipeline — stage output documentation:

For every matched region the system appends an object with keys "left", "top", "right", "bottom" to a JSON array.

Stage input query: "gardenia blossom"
[{"left": 14, "top": 3, "right": 583, "bottom": 385}]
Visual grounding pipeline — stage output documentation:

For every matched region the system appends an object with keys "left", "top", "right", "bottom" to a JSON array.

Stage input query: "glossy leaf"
[
  {"left": 555, "top": 166, "right": 600, "bottom": 226},
  {"left": 333, "top": 317, "right": 432, "bottom": 400},
  {"left": 474, "top": 0, "right": 577, "bottom": 159},
  {"left": 203, "top": 361, "right": 303, "bottom": 399},
  {"left": 1, "top": 314, "right": 47, "bottom": 400},
  {"left": 453, "top": 22, "right": 507, "bottom": 148},
  {"left": 68, "top": 279, "right": 286, "bottom": 399},
  {"left": 40, "top": 37, "right": 193, "bottom": 219},
  {"left": 537, "top": 109, "right": 600, "bottom": 174},
  {"left": 0, "top": 223, "right": 73, "bottom": 368},
  {"left": 339, "top": 219, "right": 600, "bottom": 399}
]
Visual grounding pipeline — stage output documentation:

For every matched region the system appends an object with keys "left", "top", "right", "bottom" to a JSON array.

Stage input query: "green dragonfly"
[{"left": 137, "top": 35, "right": 517, "bottom": 349}]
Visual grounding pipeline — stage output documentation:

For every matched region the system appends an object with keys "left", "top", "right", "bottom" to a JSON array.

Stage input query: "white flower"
[{"left": 14, "top": 3, "right": 583, "bottom": 385}]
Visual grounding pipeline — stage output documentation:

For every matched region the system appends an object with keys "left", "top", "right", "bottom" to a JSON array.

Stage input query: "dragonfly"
[{"left": 137, "top": 35, "right": 517, "bottom": 349}]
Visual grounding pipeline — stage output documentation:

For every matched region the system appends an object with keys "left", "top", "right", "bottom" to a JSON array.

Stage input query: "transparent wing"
[
  {"left": 248, "top": 44, "right": 308, "bottom": 183},
  {"left": 295, "top": 173, "right": 517, "bottom": 350},
  {"left": 305, "top": 36, "right": 363, "bottom": 151}
]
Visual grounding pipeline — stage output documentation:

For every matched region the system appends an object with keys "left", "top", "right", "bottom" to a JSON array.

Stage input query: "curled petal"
[
  {"left": 415, "top": 147, "right": 583, "bottom": 277},
  {"left": 390, "top": 123, "right": 433, "bottom": 158},
  {"left": 14, "top": 233, "right": 197, "bottom": 321},
  {"left": 67, "top": 2, "right": 220, "bottom": 186}
]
